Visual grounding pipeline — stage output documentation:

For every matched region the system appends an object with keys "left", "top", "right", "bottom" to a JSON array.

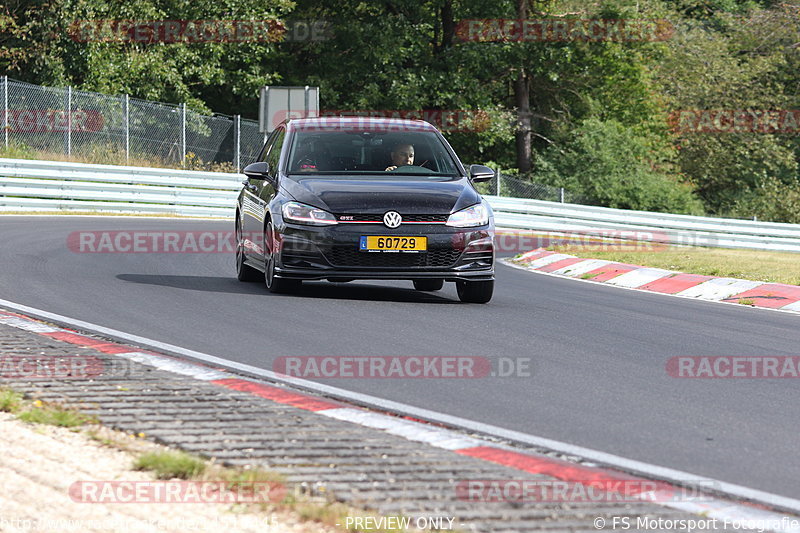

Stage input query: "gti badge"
[{"left": 383, "top": 211, "right": 402, "bottom": 228}]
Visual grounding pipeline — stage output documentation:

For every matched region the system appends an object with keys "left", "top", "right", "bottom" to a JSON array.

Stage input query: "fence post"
[
  {"left": 3, "top": 76, "right": 8, "bottom": 149},
  {"left": 234, "top": 114, "right": 241, "bottom": 172},
  {"left": 66, "top": 86, "right": 72, "bottom": 156},
  {"left": 124, "top": 94, "right": 130, "bottom": 163},
  {"left": 496, "top": 168, "right": 501, "bottom": 197},
  {"left": 181, "top": 103, "right": 187, "bottom": 167},
  {"left": 560, "top": 187, "right": 565, "bottom": 203}
]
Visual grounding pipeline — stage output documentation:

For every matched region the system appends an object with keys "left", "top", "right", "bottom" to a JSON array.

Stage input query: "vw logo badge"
[{"left": 383, "top": 211, "right": 402, "bottom": 229}]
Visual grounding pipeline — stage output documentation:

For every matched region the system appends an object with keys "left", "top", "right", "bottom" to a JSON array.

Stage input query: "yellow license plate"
[{"left": 360, "top": 236, "right": 427, "bottom": 252}]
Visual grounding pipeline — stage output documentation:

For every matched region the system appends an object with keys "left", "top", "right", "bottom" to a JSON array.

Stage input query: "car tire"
[
  {"left": 264, "top": 221, "right": 301, "bottom": 294},
  {"left": 456, "top": 280, "right": 494, "bottom": 303},
  {"left": 413, "top": 279, "right": 444, "bottom": 292},
  {"left": 236, "top": 218, "right": 262, "bottom": 282}
]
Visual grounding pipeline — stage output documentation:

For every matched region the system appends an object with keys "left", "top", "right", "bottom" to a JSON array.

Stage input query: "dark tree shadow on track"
[
  {"left": 116, "top": 274, "right": 458, "bottom": 303},
  {"left": 117, "top": 274, "right": 265, "bottom": 295}
]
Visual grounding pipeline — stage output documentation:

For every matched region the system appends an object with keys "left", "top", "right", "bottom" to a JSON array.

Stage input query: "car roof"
[{"left": 285, "top": 116, "right": 439, "bottom": 133}]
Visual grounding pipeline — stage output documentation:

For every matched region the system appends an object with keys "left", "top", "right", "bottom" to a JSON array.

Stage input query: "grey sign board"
[{"left": 259, "top": 86, "right": 319, "bottom": 133}]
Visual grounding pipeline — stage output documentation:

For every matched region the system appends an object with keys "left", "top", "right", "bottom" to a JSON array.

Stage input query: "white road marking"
[
  {"left": 605, "top": 268, "right": 676, "bottom": 288},
  {"left": 0, "top": 315, "right": 64, "bottom": 333},
  {"left": 524, "top": 253, "right": 575, "bottom": 269},
  {"left": 677, "top": 278, "right": 765, "bottom": 301},
  {"left": 552, "top": 259, "right": 612, "bottom": 277},
  {"left": 116, "top": 351, "right": 229, "bottom": 381}
]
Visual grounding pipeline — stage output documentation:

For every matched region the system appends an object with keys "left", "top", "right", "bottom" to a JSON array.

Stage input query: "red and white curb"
[
  {"left": 509, "top": 249, "right": 800, "bottom": 314},
  {"left": 0, "top": 307, "right": 799, "bottom": 530}
]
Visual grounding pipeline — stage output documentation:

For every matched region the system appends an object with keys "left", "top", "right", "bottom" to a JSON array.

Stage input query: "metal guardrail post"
[
  {"left": 66, "top": 86, "right": 72, "bottom": 156},
  {"left": 234, "top": 114, "right": 241, "bottom": 172},
  {"left": 124, "top": 94, "right": 130, "bottom": 163},
  {"left": 3, "top": 76, "right": 7, "bottom": 149},
  {"left": 181, "top": 103, "right": 187, "bottom": 167}
]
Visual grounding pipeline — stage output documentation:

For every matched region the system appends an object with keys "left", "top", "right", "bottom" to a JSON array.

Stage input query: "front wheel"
[
  {"left": 264, "top": 221, "right": 301, "bottom": 294},
  {"left": 456, "top": 280, "right": 494, "bottom": 303},
  {"left": 236, "top": 219, "right": 262, "bottom": 282},
  {"left": 413, "top": 279, "right": 444, "bottom": 292}
]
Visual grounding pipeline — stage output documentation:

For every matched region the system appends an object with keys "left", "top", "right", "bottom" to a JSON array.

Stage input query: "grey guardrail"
[
  {"left": 0, "top": 158, "right": 240, "bottom": 218},
  {"left": 1, "top": 159, "right": 798, "bottom": 252},
  {"left": 487, "top": 196, "right": 800, "bottom": 252}
]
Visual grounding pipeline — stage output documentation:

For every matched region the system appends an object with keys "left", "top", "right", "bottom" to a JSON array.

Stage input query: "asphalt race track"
[{"left": 2, "top": 216, "right": 798, "bottom": 499}]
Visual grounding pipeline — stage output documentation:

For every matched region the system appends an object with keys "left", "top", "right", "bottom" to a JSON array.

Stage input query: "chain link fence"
[
  {"left": 473, "top": 170, "right": 588, "bottom": 204},
  {"left": 1, "top": 77, "right": 263, "bottom": 170},
  {"left": 0, "top": 77, "right": 590, "bottom": 204}
]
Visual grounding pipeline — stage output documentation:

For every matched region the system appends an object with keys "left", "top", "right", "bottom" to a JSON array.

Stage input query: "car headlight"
[
  {"left": 282, "top": 202, "right": 338, "bottom": 225},
  {"left": 446, "top": 203, "right": 489, "bottom": 227}
]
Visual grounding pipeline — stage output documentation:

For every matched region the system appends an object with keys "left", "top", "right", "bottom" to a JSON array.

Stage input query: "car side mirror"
[
  {"left": 469, "top": 164, "right": 495, "bottom": 182},
  {"left": 243, "top": 161, "right": 270, "bottom": 180}
]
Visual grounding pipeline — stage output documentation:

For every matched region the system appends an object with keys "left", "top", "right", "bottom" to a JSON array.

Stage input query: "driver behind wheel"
[{"left": 385, "top": 143, "right": 414, "bottom": 171}]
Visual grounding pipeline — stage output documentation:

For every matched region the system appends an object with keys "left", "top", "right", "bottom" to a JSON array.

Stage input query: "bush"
[
  {"left": 0, "top": 141, "right": 37, "bottom": 159},
  {"left": 533, "top": 119, "right": 704, "bottom": 214},
  {"left": 729, "top": 177, "right": 800, "bottom": 223}
]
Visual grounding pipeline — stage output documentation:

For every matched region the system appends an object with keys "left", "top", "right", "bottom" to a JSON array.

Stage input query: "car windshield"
[{"left": 286, "top": 129, "right": 461, "bottom": 177}]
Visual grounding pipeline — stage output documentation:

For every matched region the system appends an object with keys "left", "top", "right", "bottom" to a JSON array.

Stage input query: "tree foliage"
[{"left": 2, "top": 0, "right": 800, "bottom": 219}]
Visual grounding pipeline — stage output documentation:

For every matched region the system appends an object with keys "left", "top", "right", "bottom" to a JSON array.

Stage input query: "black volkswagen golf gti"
[{"left": 235, "top": 117, "right": 496, "bottom": 303}]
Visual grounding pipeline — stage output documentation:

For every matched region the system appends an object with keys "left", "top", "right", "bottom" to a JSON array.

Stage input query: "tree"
[
  {"left": 654, "top": 3, "right": 800, "bottom": 216},
  {"left": 1, "top": 0, "right": 293, "bottom": 113}
]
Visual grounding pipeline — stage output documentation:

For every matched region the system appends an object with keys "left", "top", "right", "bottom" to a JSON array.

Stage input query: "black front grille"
[
  {"left": 282, "top": 251, "right": 321, "bottom": 267},
  {"left": 336, "top": 213, "right": 448, "bottom": 223},
  {"left": 325, "top": 248, "right": 462, "bottom": 268},
  {"left": 404, "top": 214, "right": 448, "bottom": 223}
]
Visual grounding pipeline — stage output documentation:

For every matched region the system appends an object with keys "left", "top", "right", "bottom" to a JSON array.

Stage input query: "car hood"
[{"left": 279, "top": 175, "right": 481, "bottom": 214}]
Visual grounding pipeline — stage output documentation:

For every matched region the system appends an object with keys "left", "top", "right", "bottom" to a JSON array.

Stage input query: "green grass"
[
  {"left": 208, "top": 466, "right": 284, "bottom": 486},
  {"left": 133, "top": 450, "right": 207, "bottom": 479},
  {"left": 536, "top": 245, "right": 800, "bottom": 285},
  {"left": 0, "top": 388, "right": 23, "bottom": 413},
  {"left": 17, "top": 404, "right": 95, "bottom": 427},
  {"left": 0, "top": 143, "right": 236, "bottom": 172},
  {"left": 1, "top": 388, "right": 94, "bottom": 426}
]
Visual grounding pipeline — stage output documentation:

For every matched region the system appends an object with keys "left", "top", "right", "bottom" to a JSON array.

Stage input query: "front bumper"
[{"left": 274, "top": 221, "right": 494, "bottom": 282}]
